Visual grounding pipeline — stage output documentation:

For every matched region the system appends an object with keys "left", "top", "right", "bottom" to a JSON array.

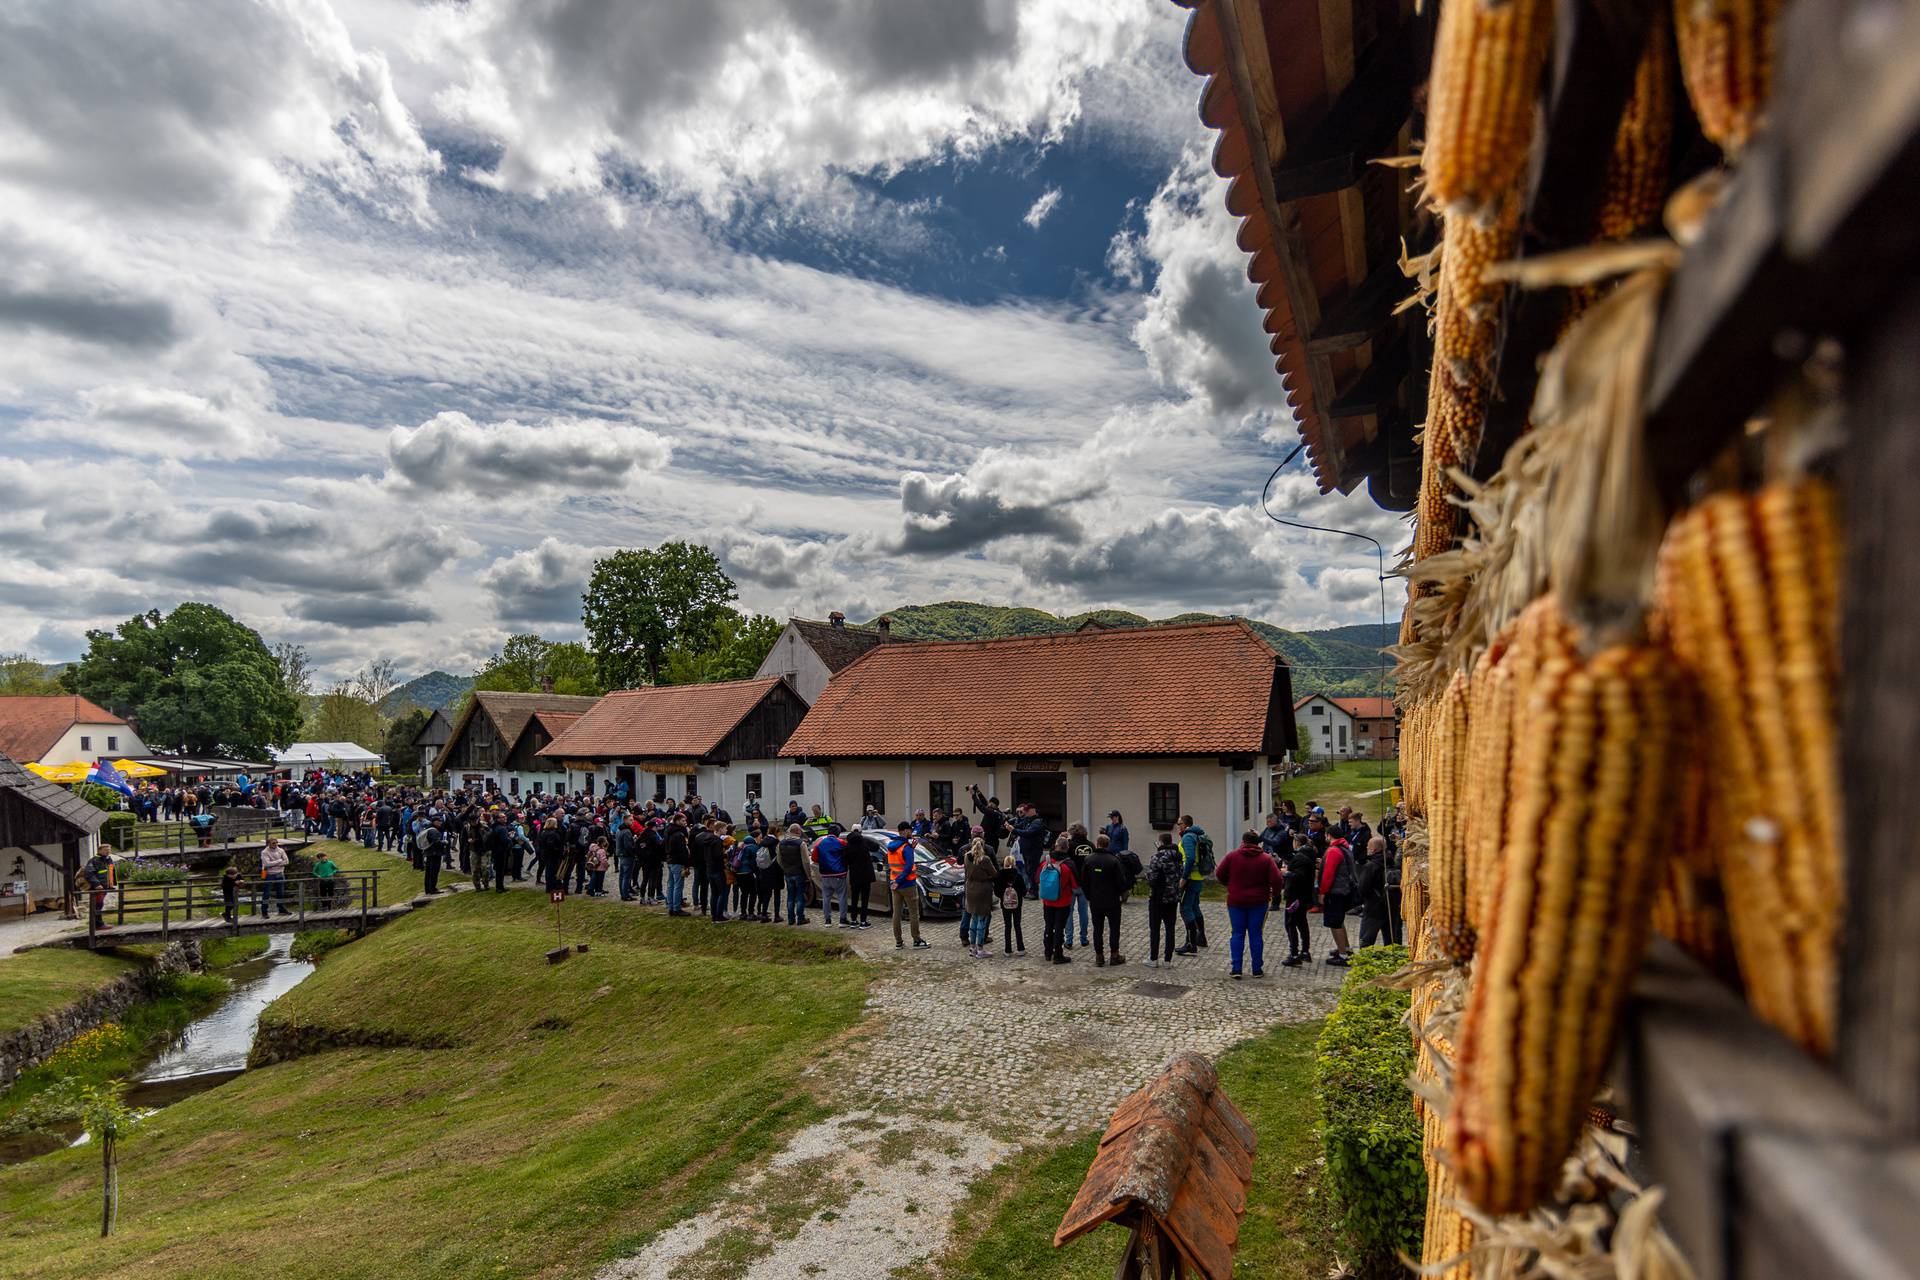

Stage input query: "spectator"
[
  {"left": 1319, "top": 835, "right": 1357, "bottom": 967},
  {"left": 586, "top": 836, "right": 610, "bottom": 899},
  {"left": 815, "top": 828, "right": 851, "bottom": 926},
  {"left": 1357, "top": 835, "right": 1391, "bottom": 947},
  {"left": 83, "top": 846, "right": 116, "bottom": 931},
  {"left": 1216, "top": 830, "right": 1285, "bottom": 978},
  {"left": 220, "top": 860, "right": 242, "bottom": 923},
  {"left": 1038, "top": 837, "right": 1078, "bottom": 964},
  {"left": 1102, "top": 809, "right": 1130, "bottom": 856},
  {"left": 1282, "top": 834, "right": 1317, "bottom": 966},
  {"left": 1144, "top": 833, "right": 1183, "bottom": 968},
  {"left": 664, "top": 817, "right": 692, "bottom": 917},
  {"left": 258, "top": 837, "right": 290, "bottom": 916},
  {"left": 963, "top": 838, "right": 997, "bottom": 957},
  {"left": 994, "top": 852, "right": 1027, "bottom": 956},
  {"left": 1174, "top": 816, "right": 1212, "bottom": 955},
  {"left": 778, "top": 825, "right": 809, "bottom": 926},
  {"left": 1082, "top": 833, "right": 1127, "bottom": 967},
  {"left": 843, "top": 828, "right": 875, "bottom": 929}
]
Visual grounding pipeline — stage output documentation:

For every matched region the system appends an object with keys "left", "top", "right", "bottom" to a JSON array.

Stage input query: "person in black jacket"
[
  {"left": 696, "top": 820, "right": 730, "bottom": 922},
  {"left": 1082, "top": 834, "right": 1127, "bottom": 967},
  {"left": 844, "top": 828, "right": 875, "bottom": 929},
  {"left": 1356, "top": 836, "right": 1391, "bottom": 947},
  {"left": 639, "top": 822, "right": 665, "bottom": 903},
  {"left": 1280, "top": 834, "right": 1319, "bottom": 965},
  {"left": 664, "top": 818, "right": 692, "bottom": 915},
  {"left": 489, "top": 817, "right": 515, "bottom": 894},
  {"left": 969, "top": 786, "right": 1006, "bottom": 856},
  {"left": 538, "top": 820, "right": 566, "bottom": 893}
]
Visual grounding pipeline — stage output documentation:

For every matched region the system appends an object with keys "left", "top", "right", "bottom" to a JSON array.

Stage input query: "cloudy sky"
[{"left": 1, "top": 0, "right": 1407, "bottom": 682}]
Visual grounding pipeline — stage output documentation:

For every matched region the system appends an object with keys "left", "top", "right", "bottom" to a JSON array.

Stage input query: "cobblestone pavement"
[{"left": 596, "top": 899, "right": 1347, "bottom": 1280}]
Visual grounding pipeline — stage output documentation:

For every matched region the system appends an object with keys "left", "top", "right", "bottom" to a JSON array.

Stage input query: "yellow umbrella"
[
  {"left": 113, "top": 759, "right": 168, "bottom": 779},
  {"left": 26, "top": 761, "right": 91, "bottom": 783}
]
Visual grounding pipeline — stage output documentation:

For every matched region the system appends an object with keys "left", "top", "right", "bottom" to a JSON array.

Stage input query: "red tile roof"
[
  {"left": 1330, "top": 696, "right": 1397, "bottom": 719},
  {"left": 431, "top": 691, "right": 602, "bottom": 776},
  {"left": 783, "top": 622, "right": 1291, "bottom": 759},
  {"left": 0, "top": 695, "right": 127, "bottom": 763},
  {"left": 540, "top": 678, "right": 789, "bottom": 761}
]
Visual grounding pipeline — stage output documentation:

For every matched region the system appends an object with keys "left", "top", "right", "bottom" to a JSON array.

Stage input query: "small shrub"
[
  {"left": 76, "top": 784, "right": 125, "bottom": 814},
  {"left": 119, "top": 861, "right": 190, "bottom": 885},
  {"left": 1317, "top": 944, "right": 1424, "bottom": 1277},
  {"left": 43, "top": 1023, "right": 135, "bottom": 1075},
  {"left": 99, "top": 812, "right": 136, "bottom": 848}
]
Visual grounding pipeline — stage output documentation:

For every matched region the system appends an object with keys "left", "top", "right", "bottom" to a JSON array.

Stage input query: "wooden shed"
[{"left": 0, "top": 752, "right": 106, "bottom": 917}]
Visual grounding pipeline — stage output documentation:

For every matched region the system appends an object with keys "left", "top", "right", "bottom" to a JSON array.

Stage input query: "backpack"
[
  {"left": 1038, "top": 859, "right": 1062, "bottom": 901},
  {"left": 756, "top": 845, "right": 774, "bottom": 871},
  {"left": 1193, "top": 832, "right": 1216, "bottom": 876},
  {"left": 1001, "top": 884, "right": 1020, "bottom": 910},
  {"left": 1118, "top": 849, "right": 1143, "bottom": 892},
  {"left": 1328, "top": 846, "right": 1356, "bottom": 899}
]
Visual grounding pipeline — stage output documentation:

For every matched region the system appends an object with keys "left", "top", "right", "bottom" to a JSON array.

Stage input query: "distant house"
[
  {"left": 411, "top": 709, "right": 452, "bottom": 783},
  {"left": 754, "top": 612, "right": 893, "bottom": 705},
  {"left": 783, "top": 621, "right": 1295, "bottom": 836},
  {"left": 538, "top": 677, "right": 823, "bottom": 813},
  {"left": 0, "top": 695, "right": 147, "bottom": 767},
  {"left": 432, "top": 691, "right": 601, "bottom": 798},
  {"left": 1329, "top": 696, "right": 1399, "bottom": 759},
  {"left": 273, "top": 741, "right": 386, "bottom": 774},
  {"left": 1, "top": 750, "right": 106, "bottom": 915},
  {"left": 1293, "top": 694, "right": 1360, "bottom": 760}
]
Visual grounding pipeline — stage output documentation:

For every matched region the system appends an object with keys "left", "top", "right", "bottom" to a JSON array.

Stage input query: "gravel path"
[{"left": 595, "top": 898, "right": 1345, "bottom": 1280}]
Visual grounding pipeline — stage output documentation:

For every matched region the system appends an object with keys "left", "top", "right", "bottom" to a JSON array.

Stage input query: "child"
[{"left": 994, "top": 853, "right": 1027, "bottom": 955}]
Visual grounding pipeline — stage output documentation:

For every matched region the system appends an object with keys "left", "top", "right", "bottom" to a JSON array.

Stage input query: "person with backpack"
[
  {"left": 1082, "top": 833, "right": 1127, "bottom": 967},
  {"left": 962, "top": 838, "right": 997, "bottom": 957},
  {"left": 1281, "top": 833, "right": 1317, "bottom": 965},
  {"left": 584, "top": 835, "right": 610, "bottom": 898},
  {"left": 1174, "top": 816, "right": 1213, "bottom": 956},
  {"left": 994, "top": 852, "right": 1027, "bottom": 955},
  {"left": 747, "top": 829, "right": 778, "bottom": 921},
  {"left": 814, "top": 828, "right": 851, "bottom": 926},
  {"left": 615, "top": 820, "right": 640, "bottom": 901},
  {"left": 778, "top": 824, "right": 810, "bottom": 926},
  {"left": 1216, "top": 829, "right": 1286, "bottom": 978},
  {"left": 843, "top": 828, "right": 875, "bottom": 928},
  {"left": 1039, "top": 836, "right": 1078, "bottom": 963},
  {"left": 420, "top": 820, "right": 446, "bottom": 895},
  {"left": 696, "top": 821, "right": 730, "bottom": 921},
  {"left": 1064, "top": 824, "right": 1094, "bottom": 949},
  {"left": 1318, "top": 835, "right": 1357, "bottom": 966},
  {"left": 1144, "top": 833, "right": 1183, "bottom": 967}
]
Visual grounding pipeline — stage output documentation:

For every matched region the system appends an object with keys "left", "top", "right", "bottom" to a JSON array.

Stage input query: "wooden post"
[{"left": 1837, "top": 277, "right": 1920, "bottom": 1137}]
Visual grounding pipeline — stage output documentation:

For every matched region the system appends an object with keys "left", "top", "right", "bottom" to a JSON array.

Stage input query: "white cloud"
[
  {"left": 385, "top": 413, "right": 673, "bottom": 494},
  {"left": 1023, "top": 187, "right": 1063, "bottom": 229}
]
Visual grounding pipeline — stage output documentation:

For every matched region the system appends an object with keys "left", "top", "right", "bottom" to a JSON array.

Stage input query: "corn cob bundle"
[
  {"left": 1675, "top": 0, "right": 1782, "bottom": 156},
  {"left": 1448, "top": 642, "right": 1683, "bottom": 1214},
  {"left": 1430, "top": 670, "right": 1477, "bottom": 962},
  {"left": 1404, "top": 700, "right": 1430, "bottom": 816},
  {"left": 1424, "top": 0, "right": 1556, "bottom": 221},
  {"left": 1422, "top": 1060, "right": 1477, "bottom": 1280},
  {"left": 1658, "top": 478, "right": 1841, "bottom": 1055},
  {"left": 1464, "top": 633, "right": 1517, "bottom": 941}
]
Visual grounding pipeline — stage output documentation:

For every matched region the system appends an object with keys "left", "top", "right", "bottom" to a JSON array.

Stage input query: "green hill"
[
  {"left": 865, "top": 602, "right": 1395, "bottom": 696},
  {"left": 380, "top": 670, "right": 472, "bottom": 715}
]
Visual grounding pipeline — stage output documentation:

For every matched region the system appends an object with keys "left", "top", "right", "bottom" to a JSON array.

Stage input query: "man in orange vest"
[{"left": 886, "top": 822, "right": 928, "bottom": 950}]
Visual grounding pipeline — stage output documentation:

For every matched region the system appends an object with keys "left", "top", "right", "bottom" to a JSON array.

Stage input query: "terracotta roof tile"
[
  {"left": 1329, "top": 696, "right": 1397, "bottom": 719},
  {"left": 783, "top": 622, "right": 1290, "bottom": 759},
  {"left": 0, "top": 695, "right": 127, "bottom": 763},
  {"left": 540, "top": 678, "right": 788, "bottom": 760},
  {"left": 788, "top": 618, "right": 888, "bottom": 674},
  {"left": 431, "top": 691, "right": 601, "bottom": 777}
]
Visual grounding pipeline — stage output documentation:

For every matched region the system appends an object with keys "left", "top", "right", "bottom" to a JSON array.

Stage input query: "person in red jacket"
[
  {"left": 1318, "top": 836, "right": 1357, "bottom": 967},
  {"left": 1215, "top": 831, "right": 1286, "bottom": 977},
  {"left": 1038, "top": 835, "right": 1079, "bottom": 964}
]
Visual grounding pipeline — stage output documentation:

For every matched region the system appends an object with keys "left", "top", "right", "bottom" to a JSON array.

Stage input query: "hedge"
[
  {"left": 1316, "top": 944, "right": 1424, "bottom": 1276},
  {"left": 100, "top": 811, "right": 136, "bottom": 849}
]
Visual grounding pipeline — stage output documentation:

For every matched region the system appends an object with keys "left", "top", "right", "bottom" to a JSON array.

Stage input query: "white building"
[
  {"left": 539, "top": 677, "right": 826, "bottom": 814},
  {"left": 0, "top": 695, "right": 147, "bottom": 767},
  {"left": 431, "top": 691, "right": 601, "bottom": 798},
  {"left": 273, "top": 741, "right": 387, "bottom": 774},
  {"left": 754, "top": 613, "right": 892, "bottom": 705},
  {"left": 1293, "top": 694, "right": 1360, "bottom": 759}
]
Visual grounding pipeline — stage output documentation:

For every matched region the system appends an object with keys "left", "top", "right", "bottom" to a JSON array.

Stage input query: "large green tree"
[
  {"left": 473, "top": 634, "right": 604, "bottom": 696},
  {"left": 660, "top": 612, "right": 784, "bottom": 685},
  {"left": 61, "top": 604, "right": 302, "bottom": 758},
  {"left": 0, "top": 653, "right": 65, "bottom": 696},
  {"left": 303, "top": 682, "right": 385, "bottom": 752},
  {"left": 381, "top": 705, "right": 432, "bottom": 772},
  {"left": 581, "top": 543, "right": 738, "bottom": 689}
]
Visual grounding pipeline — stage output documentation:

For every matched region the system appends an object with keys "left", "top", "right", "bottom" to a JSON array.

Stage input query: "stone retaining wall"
[{"left": 0, "top": 941, "right": 201, "bottom": 1090}]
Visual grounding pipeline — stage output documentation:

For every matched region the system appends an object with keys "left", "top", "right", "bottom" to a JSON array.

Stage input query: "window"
[
  {"left": 655, "top": 773, "right": 668, "bottom": 799},
  {"left": 862, "top": 779, "right": 886, "bottom": 815},
  {"left": 745, "top": 772, "right": 763, "bottom": 801},
  {"left": 533, "top": 781, "right": 544, "bottom": 795},
  {"left": 509, "top": 776, "right": 520, "bottom": 796},
  {"left": 1148, "top": 783, "right": 1180, "bottom": 828},
  {"left": 929, "top": 780, "right": 954, "bottom": 814},
  {"left": 789, "top": 770, "right": 805, "bottom": 797},
  {"left": 107, "top": 736, "right": 118, "bottom": 751},
  {"left": 1311, "top": 704, "right": 1323, "bottom": 715},
  {"left": 1242, "top": 779, "right": 1251, "bottom": 821},
  {"left": 583, "top": 774, "right": 595, "bottom": 795},
  {"left": 1338, "top": 725, "right": 1348, "bottom": 749},
  {"left": 79, "top": 735, "right": 91, "bottom": 751}
]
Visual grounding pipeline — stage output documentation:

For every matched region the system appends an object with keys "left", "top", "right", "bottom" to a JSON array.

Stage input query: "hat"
[{"left": 972, "top": 825, "right": 985, "bottom": 836}]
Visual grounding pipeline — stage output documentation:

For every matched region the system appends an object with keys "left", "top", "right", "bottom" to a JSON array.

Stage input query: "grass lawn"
[
  {"left": 1278, "top": 759, "right": 1400, "bottom": 819},
  {"left": 0, "top": 890, "right": 871, "bottom": 1280},
  {"left": 0, "top": 949, "right": 139, "bottom": 1037},
  {"left": 920, "top": 1019, "right": 1338, "bottom": 1280},
  {"left": 310, "top": 838, "right": 468, "bottom": 902}
]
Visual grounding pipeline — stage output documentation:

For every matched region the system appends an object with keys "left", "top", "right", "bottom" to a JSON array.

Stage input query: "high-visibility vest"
[{"left": 885, "top": 841, "right": 916, "bottom": 883}]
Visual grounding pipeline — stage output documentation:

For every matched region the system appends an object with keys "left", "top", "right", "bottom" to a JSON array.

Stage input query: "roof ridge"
[{"left": 602, "top": 675, "right": 781, "bottom": 696}]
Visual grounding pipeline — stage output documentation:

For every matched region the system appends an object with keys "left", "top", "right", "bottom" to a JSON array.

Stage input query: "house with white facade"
[
  {"left": 538, "top": 677, "right": 825, "bottom": 814},
  {"left": 754, "top": 613, "right": 892, "bottom": 705},
  {"left": 432, "top": 691, "right": 601, "bottom": 798},
  {"left": 1293, "top": 694, "right": 1360, "bottom": 759},
  {"left": 0, "top": 695, "right": 147, "bottom": 767}
]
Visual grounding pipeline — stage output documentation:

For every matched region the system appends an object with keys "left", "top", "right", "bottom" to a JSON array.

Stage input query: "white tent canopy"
[{"left": 273, "top": 741, "right": 384, "bottom": 770}]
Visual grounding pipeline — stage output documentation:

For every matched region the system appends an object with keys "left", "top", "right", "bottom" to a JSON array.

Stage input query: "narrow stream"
[{"left": 0, "top": 934, "right": 318, "bottom": 1165}]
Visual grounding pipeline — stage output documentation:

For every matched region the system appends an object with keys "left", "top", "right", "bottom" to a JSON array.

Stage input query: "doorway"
[
  {"left": 1011, "top": 772, "right": 1067, "bottom": 827},
  {"left": 614, "top": 766, "right": 636, "bottom": 801}
]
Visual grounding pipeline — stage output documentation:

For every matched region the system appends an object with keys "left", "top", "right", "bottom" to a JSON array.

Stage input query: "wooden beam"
[
  {"left": 1328, "top": 332, "right": 1408, "bottom": 417},
  {"left": 1306, "top": 256, "right": 1413, "bottom": 352},
  {"left": 1269, "top": 13, "right": 1428, "bottom": 204}
]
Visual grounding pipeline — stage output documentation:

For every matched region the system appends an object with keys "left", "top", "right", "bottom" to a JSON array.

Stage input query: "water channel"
[{"left": 0, "top": 934, "right": 317, "bottom": 1165}]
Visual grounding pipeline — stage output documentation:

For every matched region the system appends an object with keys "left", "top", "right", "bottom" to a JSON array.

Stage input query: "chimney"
[
  {"left": 828, "top": 611, "right": 845, "bottom": 628},
  {"left": 877, "top": 616, "right": 891, "bottom": 637},
  {"left": 539, "top": 676, "right": 555, "bottom": 694}
]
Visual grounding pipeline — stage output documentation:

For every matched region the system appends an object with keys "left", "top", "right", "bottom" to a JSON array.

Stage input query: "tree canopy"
[
  {"left": 381, "top": 706, "right": 432, "bottom": 772},
  {"left": 0, "top": 653, "right": 64, "bottom": 697},
  {"left": 61, "top": 604, "right": 302, "bottom": 758},
  {"left": 473, "top": 634, "right": 604, "bottom": 696},
  {"left": 660, "top": 612, "right": 783, "bottom": 685},
  {"left": 581, "top": 543, "right": 738, "bottom": 689}
]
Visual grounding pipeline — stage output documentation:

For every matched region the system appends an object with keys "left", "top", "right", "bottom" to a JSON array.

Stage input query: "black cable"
[{"left": 1259, "top": 456, "right": 1397, "bottom": 802}]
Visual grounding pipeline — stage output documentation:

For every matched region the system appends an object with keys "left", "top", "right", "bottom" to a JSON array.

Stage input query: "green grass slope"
[{"left": 0, "top": 892, "right": 871, "bottom": 1280}]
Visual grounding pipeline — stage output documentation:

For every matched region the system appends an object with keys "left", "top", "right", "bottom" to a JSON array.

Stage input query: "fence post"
[
  {"left": 161, "top": 886, "right": 170, "bottom": 940},
  {"left": 360, "top": 873, "right": 368, "bottom": 931},
  {"left": 297, "top": 877, "right": 307, "bottom": 924}
]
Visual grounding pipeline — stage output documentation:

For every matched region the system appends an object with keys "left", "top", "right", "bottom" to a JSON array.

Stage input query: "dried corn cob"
[
  {"left": 1464, "top": 632, "right": 1517, "bottom": 940},
  {"left": 1448, "top": 643, "right": 1682, "bottom": 1214},
  {"left": 1425, "top": 0, "right": 1556, "bottom": 220},
  {"left": 1659, "top": 479, "right": 1841, "bottom": 1055},
  {"left": 1431, "top": 670, "right": 1476, "bottom": 961},
  {"left": 1675, "top": 0, "right": 1781, "bottom": 156}
]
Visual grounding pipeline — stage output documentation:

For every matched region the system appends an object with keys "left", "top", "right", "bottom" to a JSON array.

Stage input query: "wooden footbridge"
[{"left": 55, "top": 870, "right": 433, "bottom": 949}]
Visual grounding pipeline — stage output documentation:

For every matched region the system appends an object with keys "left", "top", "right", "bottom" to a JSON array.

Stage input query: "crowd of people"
[{"left": 97, "top": 769, "right": 1409, "bottom": 980}]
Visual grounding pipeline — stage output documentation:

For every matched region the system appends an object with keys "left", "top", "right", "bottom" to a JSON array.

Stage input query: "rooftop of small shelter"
[
  {"left": 540, "top": 677, "right": 793, "bottom": 761},
  {"left": 783, "top": 621, "right": 1295, "bottom": 759},
  {"left": 0, "top": 695, "right": 128, "bottom": 763},
  {"left": 0, "top": 751, "right": 109, "bottom": 839}
]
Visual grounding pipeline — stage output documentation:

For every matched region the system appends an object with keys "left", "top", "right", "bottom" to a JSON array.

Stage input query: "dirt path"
[{"left": 596, "top": 902, "right": 1344, "bottom": 1280}]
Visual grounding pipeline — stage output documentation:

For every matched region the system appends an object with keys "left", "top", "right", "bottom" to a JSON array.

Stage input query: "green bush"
[
  {"left": 75, "top": 783, "right": 124, "bottom": 813},
  {"left": 99, "top": 812, "right": 136, "bottom": 849},
  {"left": 1317, "top": 944, "right": 1424, "bottom": 1277},
  {"left": 119, "top": 861, "right": 190, "bottom": 885}
]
